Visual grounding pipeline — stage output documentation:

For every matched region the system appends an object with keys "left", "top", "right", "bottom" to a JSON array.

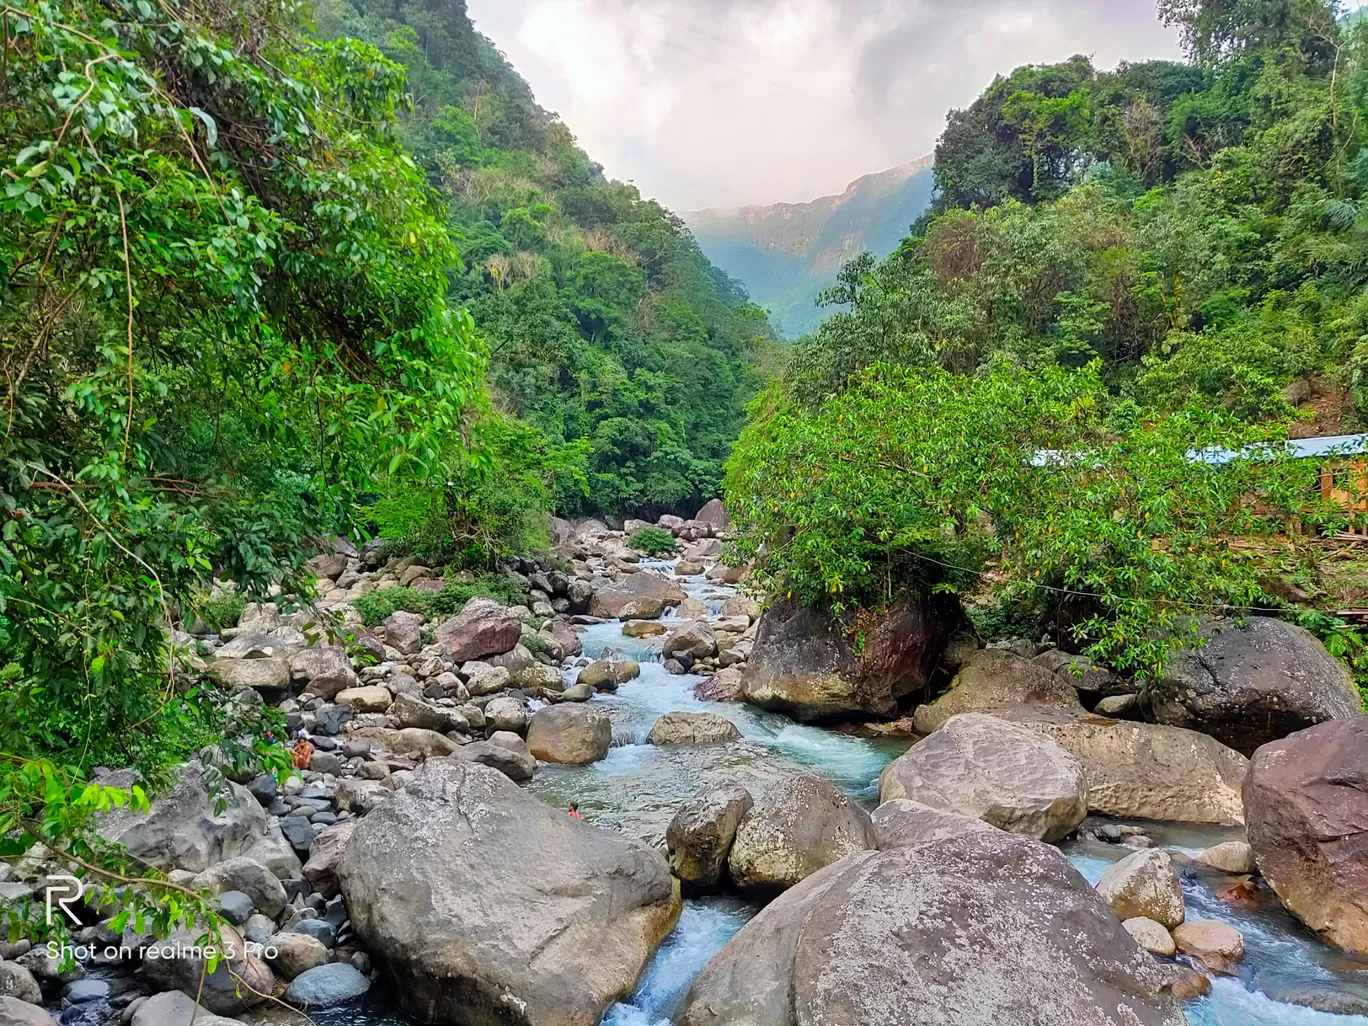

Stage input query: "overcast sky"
[{"left": 465, "top": 2, "right": 1368, "bottom": 212}]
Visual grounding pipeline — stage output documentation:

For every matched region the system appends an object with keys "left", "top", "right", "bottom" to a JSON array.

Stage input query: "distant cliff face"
[{"left": 685, "top": 157, "right": 934, "bottom": 337}]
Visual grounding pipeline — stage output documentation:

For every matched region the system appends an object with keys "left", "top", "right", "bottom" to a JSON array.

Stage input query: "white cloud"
[{"left": 466, "top": 0, "right": 1183, "bottom": 211}]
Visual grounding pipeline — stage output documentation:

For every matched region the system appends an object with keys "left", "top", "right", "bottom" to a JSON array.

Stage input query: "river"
[{"left": 322, "top": 559, "right": 1368, "bottom": 1026}]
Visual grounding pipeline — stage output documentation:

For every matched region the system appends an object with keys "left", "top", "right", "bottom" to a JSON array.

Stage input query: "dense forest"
[{"left": 728, "top": 0, "right": 1368, "bottom": 685}]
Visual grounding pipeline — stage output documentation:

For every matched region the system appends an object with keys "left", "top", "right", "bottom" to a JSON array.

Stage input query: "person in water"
[{"left": 568, "top": 803, "right": 583, "bottom": 820}]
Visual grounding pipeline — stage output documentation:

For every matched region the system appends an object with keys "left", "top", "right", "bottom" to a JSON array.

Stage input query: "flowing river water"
[{"left": 319, "top": 559, "right": 1368, "bottom": 1026}]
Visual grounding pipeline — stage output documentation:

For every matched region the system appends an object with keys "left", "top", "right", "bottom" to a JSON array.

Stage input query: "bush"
[
  {"left": 628, "top": 525, "right": 679, "bottom": 556},
  {"left": 350, "top": 578, "right": 529, "bottom": 627},
  {"left": 193, "top": 591, "right": 247, "bottom": 633}
]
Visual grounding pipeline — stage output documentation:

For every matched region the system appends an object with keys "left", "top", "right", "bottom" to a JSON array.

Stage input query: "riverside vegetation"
[{"left": 2, "top": 1, "right": 1368, "bottom": 1026}]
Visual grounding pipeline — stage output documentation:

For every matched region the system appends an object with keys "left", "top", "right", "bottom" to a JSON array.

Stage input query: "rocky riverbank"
[{"left": 2, "top": 504, "right": 1366, "bottom": 1026}]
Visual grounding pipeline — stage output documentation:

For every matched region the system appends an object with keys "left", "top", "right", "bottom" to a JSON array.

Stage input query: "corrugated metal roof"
[{"left": 1032, "top": 433, "right": 1368, "bottom": 468}]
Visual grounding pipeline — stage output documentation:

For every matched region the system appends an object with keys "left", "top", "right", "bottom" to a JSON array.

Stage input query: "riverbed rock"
[
  {"left": 727, "top": 775, "right": 877, "bottom": 891},
  {"left": 383, "top": 611, "right": 424, "bottom": 656},
  {"left": 677, "top": 830, "right": 1190, "bottom": 1026},
  {"left": 740, "top": 592, "right": 962, "bottom": 722},
  {"left": 879, "top": 713, "right": 1087, "bottom": 842},
  {"left": 588, "top": 573, "right": 687, "bottom": 620},
  {"left": 291, "top": 646, "right": 360, "bottom": 699},
  {"left": 1124, "top": 917, "right": 1177, "bottom": 957},
  {"left": 646, "top": 712, "right": 741, "bottom": 746},
  {"left": 141, "top": 925, "right": 274, "bottom": 1014},
  {"left": 1172, "top": 920, "right": 1245, "bottom": 974},
  {"left": 456, "top": 732, "right": 537, "bottom": 782},
  {"left": 1142, "top": 617, "right": 1361, "bottom": 755},
  {"left": 338, "top": 758, "right": 679, "bottom": 1026},
  {"left": 302, "top": 821, "right": 354, "bottom": 898},
  {"left": 1096, "top": 849, "right": 1185, "bottom": 929},
  {"left": 695, "top": 668, "right": 745, "bottom": 703},
  {"left": 285, "top": 963, "right": 371, "bottom": 1007},
  {"left": 96, "top": 763, "right": 267, "bottom": 873},
  {"left": 434, "top": 598, "right": 522, "bottom": 662},
  {"left": 667, "top": 783, "right": 754, "bottom": 892},
  {"left": 1194, "top": 840, "right": 1255, "bottom": 875},
  {"left": 345, "top": 726, "right": 460, "bottom": 759},
  {"left": 911, "top": 649, "right": 1084, "bottom": 733},
  {"left": 576, "top": 657, "right": 640, "bottom": 690},
  {"left": 335, "top": 684, "right": 391, "bottom": 712},
  {"left": 526, "top": 705, "right": 612, "bottom": 764},
  {"left": 190, "top": 856, "right": 287, "bottom": 917},
  {"left": 264, "top": 932, "right": 329, "bottom": 979},
  {"left": 391, "top": 692, "right": 461, "bottom": 732},
  {"left": 662, "top": 621, "right": 717, "bottom": 660},
  {"left": 0, "top": 964, "right": 39, "bottom": 1005},
  {"left": 0, "top": 999, "right": 56, "bottom": 1026},
  {"left": 621, "top": 620, "right": 665, "bottom": 638},
  {"left": 695, "top": 498, "right": 729, "bottom": 531},
  {"left": 870, "top": 798, "right": 999, "bottom": 850},
  {"left": 1244, "top": 716, "right": 1368, "bottom": 953},
  {"left": 129, "top": 991, "right": 239, "bottom": 1026},
  {"left": 208, "top": 657, "right": 291, "bottom": 697},
  {"left": 994, "top": 707, "right": 1248, "bottom": 825}
]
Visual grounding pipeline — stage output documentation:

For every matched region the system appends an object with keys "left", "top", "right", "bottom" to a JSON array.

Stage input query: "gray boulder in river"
[
  {"left": 911, "top": 648, "right": 1084, "bottom": 733},
  {"left": 879, "top": 713, "right": 1087, "bottom": 842},
  {"left": 1244, "top": 715, "right": 1368, "bottom": 954},
  {"left": 676, "top": 830, "right": 1189, "bottom": 1026},
  {"left": 338, "top": 758, "right": 680, "bottom": 1026},
  {"left": 1141, "top": 616, "right": 1361, "bottom": 756},
  {"left": 740, "top": 592, "right": 961, "bottom": 721}
]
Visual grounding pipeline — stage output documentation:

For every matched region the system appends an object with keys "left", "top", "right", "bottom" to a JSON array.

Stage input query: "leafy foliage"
[{"left": 627, "top": 525, "right": 679, "bottom": 557}]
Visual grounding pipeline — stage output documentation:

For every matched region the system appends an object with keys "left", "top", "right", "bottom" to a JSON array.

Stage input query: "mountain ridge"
[{"left": 684, "top": 156, "right": 935, "bottom": 337}]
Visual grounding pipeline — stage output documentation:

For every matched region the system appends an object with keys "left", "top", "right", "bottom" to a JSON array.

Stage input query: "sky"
[{"left": 465, "top": 0, "right": 1194, "bottom": 211}]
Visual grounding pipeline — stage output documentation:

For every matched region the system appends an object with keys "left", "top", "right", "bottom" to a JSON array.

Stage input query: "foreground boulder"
[
  {"left": 994, "top": 707, "right": 1248, "bottom": 825},
  {"left": 1244, "top": 716, "right": 1368, "bottom": 953},
  {"left": 97, "top": 763, "right": 267, "bottom": 873},
  {"left": 677, "top": 831, "right": 1189, "bottom": 1026},
  {"left": 1142, "top": 617, "right": 1361, "bottom": 755},
  {"left": 338, "top": 759, "right": 679, "bottom": 1026},
  {"left": 871, "top": 798, "right": 999, "bottom": 849},
  {"left": 588, "top": 573, "right": 686, "bottom": 619},
  {"left": 879, "top": 713, "right": 1087, "bottom": 842},
  {"left": 911, "top": 649, "right": 1083, "bottom": 733},
  {"left": 141, "top": 925, "right": 274, "bottom": 1014},
  {"left": 434, "top": 597, "right": 522, "bottom": 662},
  {"left": 740, "top": 593, "right": 961, "bottom": 721},
  {"left": 727, "top": 775, "right": 876, "bottom": 891}
]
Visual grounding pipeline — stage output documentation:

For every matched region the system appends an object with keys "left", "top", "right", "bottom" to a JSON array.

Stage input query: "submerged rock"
[
  {"left": 740, "top": 593, "right": 961, "bottom": 721},
  {"left": 677, "top": 831, "right": 1190, "bottom": 1026},
  {"left": 338, "top": 759, "right": 679, "bottom": 1026},
  {"left": 879, "top": 713, "right": 1087, "bottom": 842}
]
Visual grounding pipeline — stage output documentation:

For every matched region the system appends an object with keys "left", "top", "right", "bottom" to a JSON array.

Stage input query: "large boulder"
[
  {"left": 141, "top": 925, "right": 274, "bottom": 1014},
  {"left": 526, "top": 705, "right": 612, "bottom": 764},
  {"left": 677, "top": 831, "right": 1189, "bottom": 1026},
  {"left": 662, "top": 620, "right": 718, "bottom": 660},
  {"left": 1244, "top": 716, "right": 1368, "bottom": 953},
  {"left": 0, "top": 999, "right": 57, "bottom": 1026},
  {"left": 646, "top": 712, "right": 741, "bottom": 746},
  {"left": 345, "top": 726, "right": 461, "bottom": 759},
  {"left": 457, "top": 732, "right": 537, "bottom": 782},
  {"left": 434, "top": 598, "right": 522, "bottom": 662},
  {"left": 911, "top": 648, "right": 1083, "bottom": 733},
  {"left": 1141, "top": 616, "right": 1361, "bottom": 755},
  {"left": 878, "top": 713, "right": 1087, "bottom": 842},
  {"left": 291, "top": 646, "right": 359, "bottom": 699},
  {"left": 870, "top": 798, "right": 999, "bottom": 850},
  {"left": 667, "top": 783, "right": 754, "bottom": 892},
  {"left": 384, "top": 611, "right": 424, "bottom": 656},
  {"left": 576, "top": 657, "right": 640, "bottom": 690},
  {"left": 285, "top": 963, "right": 371, "bottom": 1008},
  {"left": 208, "top": 657, "right": 291, "bottom": 697},
  {"left": 994, "top": 707, "right": 1248, "bottom": 825},
  {"left": 727, "top": 775, "right": 877, "bottom": 891},
  {"left": 130, "top": 991, "right": 239, "bottom": 1026},
  {"left": 740, "top": 593, "right": 962, "bottom": 722},
  {"left": 1095, "top": 849, "right": 1185, "bottom": 929},
  {"left": 588, "top": 573, "right": 686, "bottom": 620},
  {"left": 694, "top": 498, "right": 730, "bottom": 531},
  {"left": 303, "top": 821, "right": 355, "bottom": 898},
  {"left": 190, "top": 856, "right": 287, "bottom": 917},
  {"left": 97, "top": 763, "right": 267, "bottom": 873},
  {"left": 338, "top": 759, "right": 679, "bottom": 1026}
]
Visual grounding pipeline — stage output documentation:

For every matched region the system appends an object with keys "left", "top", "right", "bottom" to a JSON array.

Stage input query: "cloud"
[{"left": 465, "top": 0, "right": 1182, "bottom": 211}]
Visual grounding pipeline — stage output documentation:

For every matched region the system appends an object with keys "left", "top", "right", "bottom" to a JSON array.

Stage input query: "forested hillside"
[
  {"left": 686, "top": 158, "right": 935, "bottom": 337},
  {"left": 315, "top": 0, "right": 777, "bottom": 526},
  {"left": 728, "top": 0, "right": 1368, "bottom": 685}
]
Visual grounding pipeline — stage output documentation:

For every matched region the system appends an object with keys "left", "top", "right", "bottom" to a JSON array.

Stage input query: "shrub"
[
  {"left": 628, "top": 525, "right": 679, "bottom": 556},
  {"left": 193, "top": 591, "right": 247, "bottom": 633},
  {"left": 350, "top": 578, "right": 529, "bottom": 627}
]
